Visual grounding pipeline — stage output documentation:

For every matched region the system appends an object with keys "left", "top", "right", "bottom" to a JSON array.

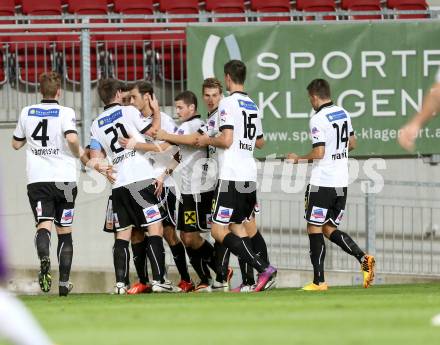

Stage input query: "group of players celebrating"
[{"left": 12, "top": 59, "right": 375, "bottom": 297}]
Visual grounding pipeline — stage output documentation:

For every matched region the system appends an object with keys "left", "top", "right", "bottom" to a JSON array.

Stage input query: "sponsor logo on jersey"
[
  {"left": 112, "top": 150, "right": 135, "bottom": 165},
  {"left": 310, "top": 206, "right": 328, "bottom": 223},
  {"left": 31, "top": 148, "right": 60, "bottom": 156},
  {"left": 220, "top": 109, "right": 227, "bottom": 123},
  {"left": 61, "top": 209, "right": 74, "bottom": 224},
  {"left": 184, "top": 211, "right": 196, "bottom": 225},
  {"left": 238, "top": 99, "right": 258, "bottom": 111},
  {"left": 143, "top": 205, "right": 161, "bottom": 223},
  {"left": 216, "top": 206, "right": 233, "bottom": 222},
  {"left": 335, "top": 210, "right": 344, "bottom": 224},
  {"left": 98, "top": 109, "right": 123, "bottom": 127},
  {"left": 208, "top": 119, "right": 216, "bottom": 127},
  {"left": 326, "top": 111, "right": 347, "bottom": 122},
  {"left": 177, "top": 129, "right": 185, "bottom": 135},
  {"left": 311, "top": 127, "right": 320, "bottom": 135},
  {"left": 28, "top": 108, "right": 60, "bottom": 117}
]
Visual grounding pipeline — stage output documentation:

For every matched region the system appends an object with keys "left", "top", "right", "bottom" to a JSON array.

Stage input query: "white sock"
[{"left": 0, "top": 289, "right": 53, "bottom": 345}]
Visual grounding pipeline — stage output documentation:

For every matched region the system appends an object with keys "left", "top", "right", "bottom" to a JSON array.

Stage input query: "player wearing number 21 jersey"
[{"left": 286, "top": 78, "right": 375, "bottom": 291}]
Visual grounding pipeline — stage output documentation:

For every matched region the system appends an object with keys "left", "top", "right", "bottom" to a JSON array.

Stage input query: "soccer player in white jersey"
[
  {"left": 399, "top": 68, "right": 440, "bottom": 151},
  {"left": 120, "top": 81, "right": 194, "bottom": 293},
  {"left": 153, "top": 91, "right": 218, "bottom": 292},
  {"left": 200, "top": 60, "right": 277, "bottom": 292},
  {"left": 12, "top": 72, "right": 82, "bottom": 296},
  {"left": 89, "top": 79, "right": 178, "bottom": 294},
  {"left": 287, "top": 79, "right": 375, "bottom": 291},
  {"left": 196, "top": 78, "right": 271, "bottom": 292}
]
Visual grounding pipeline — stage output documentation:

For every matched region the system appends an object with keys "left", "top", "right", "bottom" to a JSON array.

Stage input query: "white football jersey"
[
  {"left": 144, "top": 112, "right": 179, "bottom": 187},
  {"left": 198, "top": 108, "right": 220, "bottom": 161},
  {"left": 216, "top": 92, "right": 263, "bottom": 182},
  {"left": 13, "top": 100, "right": 78, "bottom": 184},
  {"left": 309, "top": 102, "right": 354, "bottom": 188},
  {"left": 173, "top": 115, "right": 216, "bottom": 194},
  {"left": 90, "top": 104, "right": 156, "bottom": 189}
]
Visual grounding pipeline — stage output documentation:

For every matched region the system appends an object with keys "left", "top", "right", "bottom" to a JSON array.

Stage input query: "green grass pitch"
[{"left": 7, "top": 284, "right": 440, "bottom": 345}]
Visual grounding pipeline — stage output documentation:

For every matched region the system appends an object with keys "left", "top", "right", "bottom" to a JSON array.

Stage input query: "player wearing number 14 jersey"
[{"left": 286, "top": 79, "right": 375, "bottom": 291}]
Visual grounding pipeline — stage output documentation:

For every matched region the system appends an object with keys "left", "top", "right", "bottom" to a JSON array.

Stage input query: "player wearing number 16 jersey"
[
  {"left": 286, "top": 79, "right": 375, "bottom": 291},
  {"left": 12, "top": 72, "right": 83, "bottom": 296},
  {"left": 208, "top": 60, "right": 277, "bottom": 292}
]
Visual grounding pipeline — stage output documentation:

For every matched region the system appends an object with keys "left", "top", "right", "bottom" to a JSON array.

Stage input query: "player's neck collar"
[
  {"left": 208, "top": 108, "right": 218, "bottom": 116},
  {"left": 104, "top": 103, "right": 120, "bottom": 110},
  {"left": 41, "top": 99, "right": 58, "bottom": 104},
  {"left": 230, "top": 91, "right": 247, "bottom": 96},
  {"left": 315, "top": 101, "right": 333, "bottom": 113},
  {"left": 184, "top": 114, "right": 201, "bottom": 123}
]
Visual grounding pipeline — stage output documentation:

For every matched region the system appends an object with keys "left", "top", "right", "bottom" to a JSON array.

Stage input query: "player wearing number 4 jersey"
[
  {"left": 207, "top": 60, "right": 277, "bottom": 292},
  {"left": 12, "top": 72, "right": 83, "bottom": 297},
  {"left": 287, "top": 79, "right": 375, "bottom": 291}
]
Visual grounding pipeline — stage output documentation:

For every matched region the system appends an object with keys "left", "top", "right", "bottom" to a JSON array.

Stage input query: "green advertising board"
[{"left": 186, "top": 22, "right": 440, "bottom": 158}]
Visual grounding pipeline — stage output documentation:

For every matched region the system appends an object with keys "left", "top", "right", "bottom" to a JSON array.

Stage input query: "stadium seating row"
[
  {"left": 0, "top": 0, "right": 431, "bottom": 86},
  {"left": 0, "top": 0, "right": 431, "bottom": 22}
]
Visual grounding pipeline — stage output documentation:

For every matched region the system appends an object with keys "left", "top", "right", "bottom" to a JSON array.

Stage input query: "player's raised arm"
[
  {"left": 155, "top": 129, "right": 200, "bottom": 146},
  {"left": 12, "top": 109, "right": 27, "bottom": 150},
  {"left": 398, "top": 78, "right": 440, "bottom": 152}
]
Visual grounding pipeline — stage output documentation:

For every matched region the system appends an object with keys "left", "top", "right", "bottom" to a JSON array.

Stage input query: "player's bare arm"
[
  {"left": 11, "top": 137, "right": 26, "bottom": 150},
  {"left": 398, "top": 82, "right": 440, "bottom": 152},
  {"left": 65, "top": 132, "right": 83, "bottom": 159},
  {"left": 118, "top": 136, "right": 171, "bottom": 152},
  {"left": 255, "top": 137, "right": 265, "bottom": 149},
  {"left": 348, "top": 134, "right": 356, "bottom": 152},
  {"left": 196, "top": 128, "right": 233, "bottom": 149},
  {"left": 286, "top": 145, "right": 325, "bottom": 164},
  {"left": 155, "top": 129, "right": 200, "bottom": 146}
]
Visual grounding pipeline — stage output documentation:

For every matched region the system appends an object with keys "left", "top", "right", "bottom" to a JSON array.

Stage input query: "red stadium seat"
[
  {"left": 205, "top": 0, "right": 246, "bottom": 22},
  {"left": 100, "top": 34, "right": 152, "bottom": 82},
  {"left": 250, "top": 0, "right": 291, "bottom": 21},
  {"left": 159, "top": 0, "right": 199, "bottom": 22},
  {"left": 8, "top": 36, "right": 56, "bottom": 85},
  {"left": 152, "top": 34, "right": 186, "bottom": 81},
  {"left": 22, "top": 0, "right": 62, "bottom": 24},
  {"left": 296, "top": 0, "right": 336, "bottom": 20},
  {"left": 0, "top": 0, "right": 15, "bottom": 25},
  {"left": 387, "top": 0, "right": 428, "bottom": 19},
  {"left": 113, "top": 0, "right": 154, "bottom": 22},
  {"left": 66, "top": 0, "right": 109, "bottom": 21},
  {"left": 341, "top": 0, "right": 382, "bottom": 20}
]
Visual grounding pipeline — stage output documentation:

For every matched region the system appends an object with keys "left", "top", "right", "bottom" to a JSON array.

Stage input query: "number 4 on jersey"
[
  {"left": 31, "top": 119, "right": 49, "bottom": 147},
  {"left": 332, "top": 121, "right": 348, "bottom": 150}
]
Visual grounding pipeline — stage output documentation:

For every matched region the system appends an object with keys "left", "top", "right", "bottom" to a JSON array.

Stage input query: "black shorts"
[
  {"left": 211, "top": 180, "right": 257, "bottom": 225},
  {"left": 159, "top": 186, "right": 177, "bottom": 228},
  {"left": 27, "top": 182, "right": 77, "bottom": 227},
  {"left": 304, "top": 184, "right": 347, "bottom": 227},
  {"left": 177, "top": 191, "right": 213, "bottom": 232},
  {"left": 112, "top": 179, "right": 166, "bottom": 232}
]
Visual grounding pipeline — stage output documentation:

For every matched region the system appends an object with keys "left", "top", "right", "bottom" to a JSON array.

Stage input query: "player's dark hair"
[
  {"left": 224, "top": 60, "right": 246, "bottom": 85},
  {"left": 133, "top": 81, "right": 154, "bottom": 97},
  {"left": 202, "top": 77, "right": 223, "bottom": 94},
  {"left": 39, "top": 72, "right": 61, "bottom": 99},
  {"left": 120, "top": 83, "right": 133, "bottom": 93},
  {"left": 98, "top": 78, "right": 124, "bottom": 105},
  {"left": 175, "top": 90, "right": 198, "bottom": 110},
  {"left": 307, "top": 79, "right": 331, "bottom": 99}
]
